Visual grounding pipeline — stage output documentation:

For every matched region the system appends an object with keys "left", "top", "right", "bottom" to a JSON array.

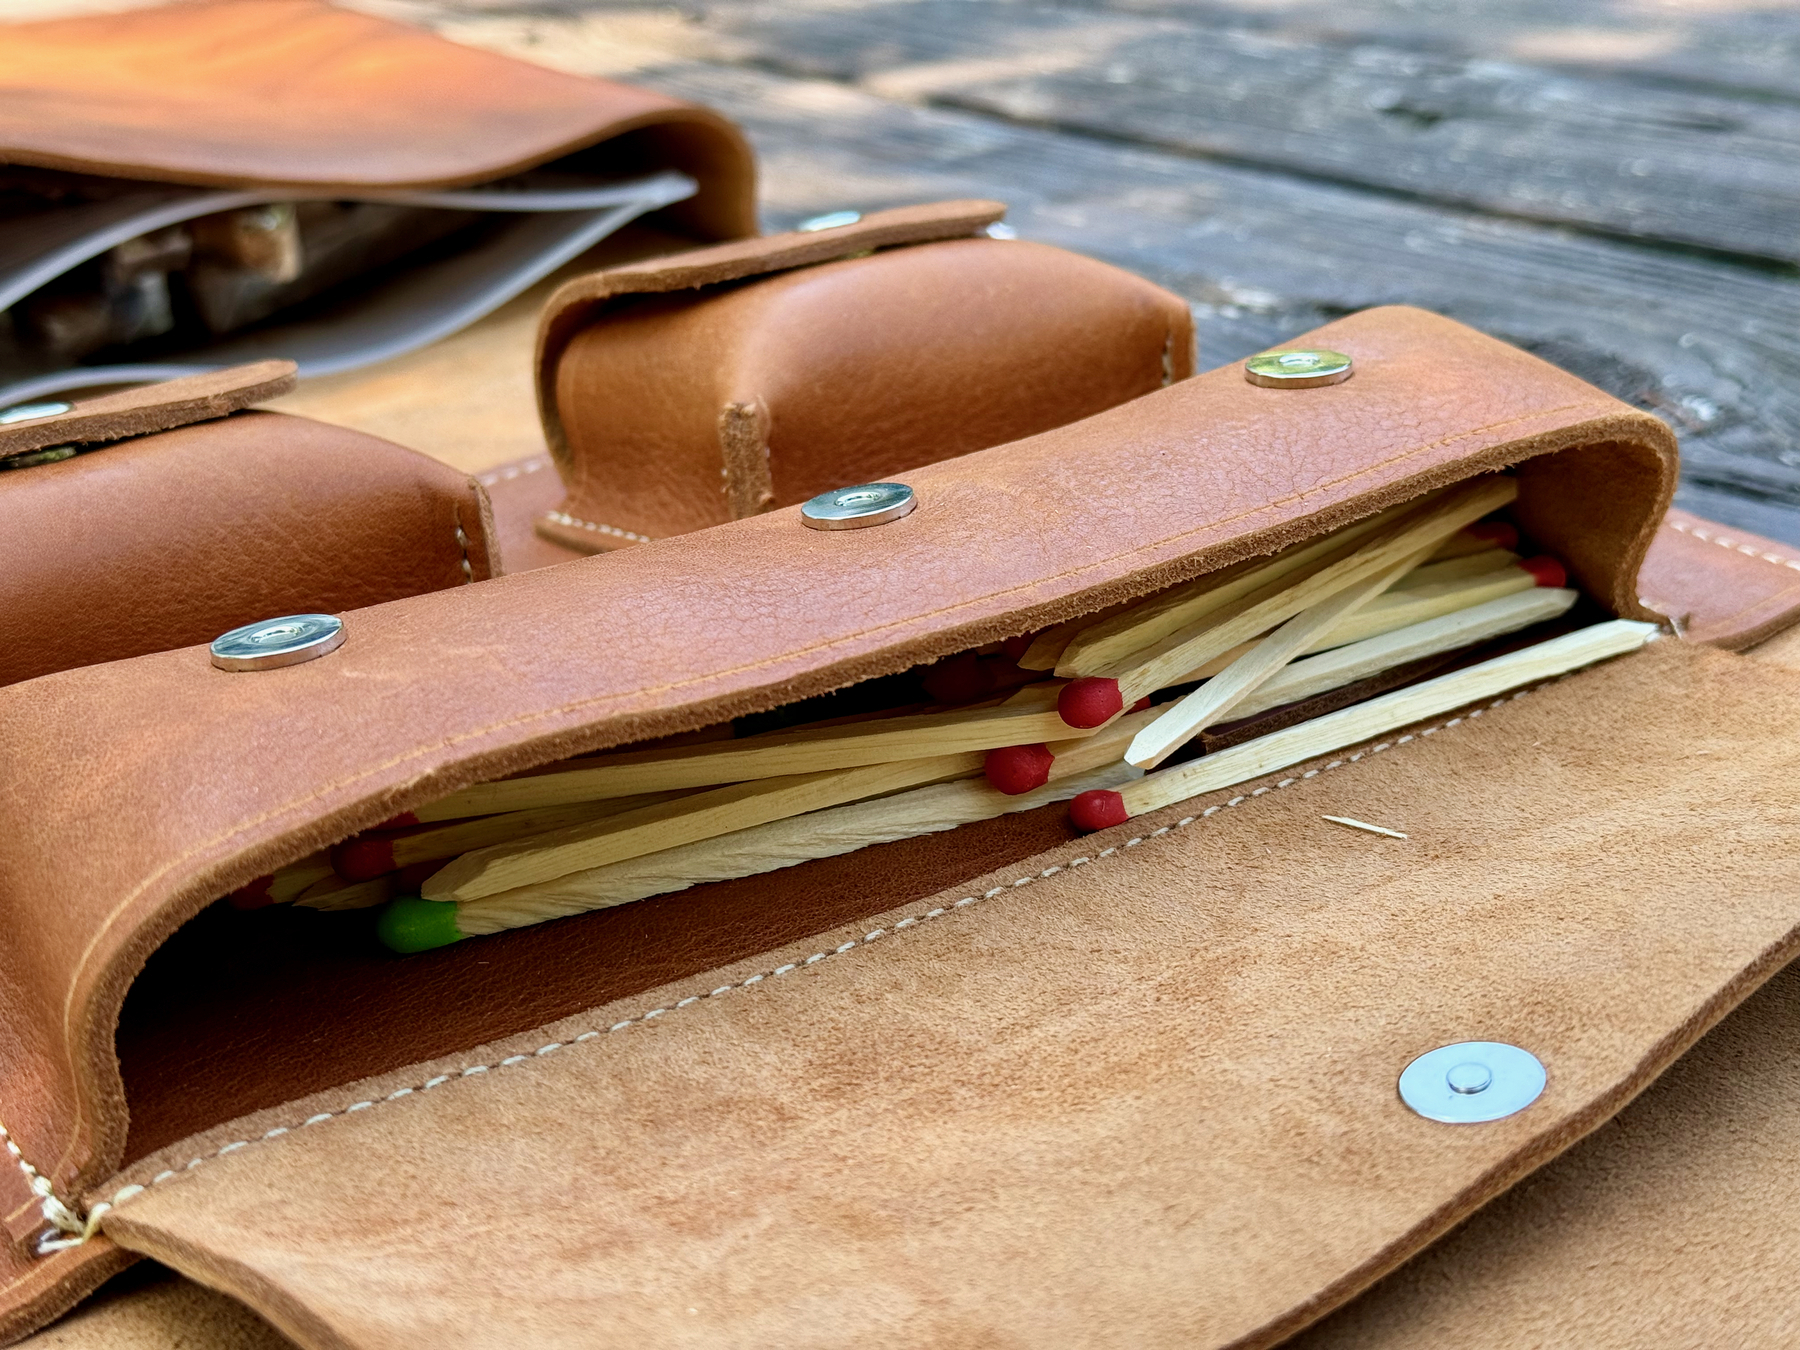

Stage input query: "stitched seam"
[
  {"left": 540, "top": 509, "right": 655, "bottom": 545},
  {"left": 476, "top": 456, "right": 551, "bottom": 488},
  {"left": 452, "top": 507, "right": 474, "bottom": 585},
  {"left": 78, "top": 684, "right": 1539, "bottom": 1237},
  {"left": 1669, "top": 518, "right": 1800, "bottom": 573},
  {"left": 1, "top": 1117, "right": 87, "bottom": 1255},
  {"left": 55, "top": 398, "right": 1621, "bottom": 1167}
]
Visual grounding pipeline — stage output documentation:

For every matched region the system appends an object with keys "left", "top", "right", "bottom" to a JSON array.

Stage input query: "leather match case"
[
  {"left": 6, "top": 306, "right": 1800, "bottom": 1349},
  {"left": 0, "top": 0, "right": 755, "bottom": 404},
  {"left": 0, "top": 364, "right": 497, "bottom": 688},
  {"left": 533, "top": 200, "right": 1197, "bottom": 551}
]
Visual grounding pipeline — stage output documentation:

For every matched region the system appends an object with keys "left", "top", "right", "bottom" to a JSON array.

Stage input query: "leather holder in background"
[
  {"left": 0, "top": 365, "right": 498, "bottom": 688},
  {"left": 533, "top": 200, "right": 1197, "bottom": 551}
]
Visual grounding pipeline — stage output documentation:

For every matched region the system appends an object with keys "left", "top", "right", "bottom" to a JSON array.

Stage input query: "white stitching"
[
  {"left": 1668, "top": 518, "right": 1800, "bottom": 573},
  {"left": 475, "top": 456, "right": 552, "bottom": 488},
  {"left": 540, "top": 509, "right": 654, "bottom": 545},
  {"left": 69, "top": 686, "right": 1541, "bottom": 1236},
  {"left": 1, "top": 1116, "right": 92, "bottom": 1254}
]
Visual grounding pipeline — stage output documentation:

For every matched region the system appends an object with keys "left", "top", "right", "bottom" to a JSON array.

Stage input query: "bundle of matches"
[{"left": 234, "top": 472, "right": 1656, "bottom": 954}]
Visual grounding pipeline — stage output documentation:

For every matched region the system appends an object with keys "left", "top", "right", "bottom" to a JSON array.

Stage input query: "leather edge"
[{"left": 0, "top": 364, "right": 297, "bottom": 459}]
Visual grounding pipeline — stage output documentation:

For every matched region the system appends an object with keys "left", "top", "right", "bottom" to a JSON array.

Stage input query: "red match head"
[
  {"left": 1058, "top": 677, "right": 1124, "bottom": 728},
  {"left": 227, "top": 876, "right": 275, "bottom": 910},
  {"left": 1001, "top": 634, "right": 1035, "bottom": 662},
  {"left": 332, "top": 836, "right": 398, "bottom": 883},
  {"left": 923, "top": 652, "right": 998, "bottom": 704},
  {"left": 1070, "top": 789, "right": 1130, "bottom": 833},
  {"left": 1519, "top": 555, "right": 1567, "bottom": 588},
  {"left": 986, "top": 743, "right": 1055, "bottom": 795}
]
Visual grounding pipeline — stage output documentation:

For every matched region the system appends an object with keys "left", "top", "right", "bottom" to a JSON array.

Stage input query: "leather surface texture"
[
  {"left": 537, "top": 202, "right": 1197, "bottom": 550},
  {"left": 0, "top": 364, "right": 296, "bottom": 461},
  {"left": 0, "top": 305, "right": 1675, "bottom": 1340},
  {"left": 0, "top": 410, "right": 497, "bottom": 688},
  {"left": 0, "top": 0, "right": 755, "bottom": 241},
  {"left": 80, "top": 640, "right": 1800, "bottom": 1350},
  {"left": 1635, "top": 506, "right": 1800, "bottom": 649}
]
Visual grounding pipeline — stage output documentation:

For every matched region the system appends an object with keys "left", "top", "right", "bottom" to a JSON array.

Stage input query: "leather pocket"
[{"left": 0, "top": 303, "right": 1692, "bottom": 1340}]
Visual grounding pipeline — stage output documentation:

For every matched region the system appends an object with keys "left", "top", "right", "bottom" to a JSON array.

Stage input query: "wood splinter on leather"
[{"left": 228, "top": 470, "right": 1652, "bottom": 952}]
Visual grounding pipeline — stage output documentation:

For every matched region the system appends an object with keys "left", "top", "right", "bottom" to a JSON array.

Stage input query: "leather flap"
[
  {"left": 0, "top": 306, "right": 1676, "bottom": 1337},
  {"left": 0, "top": 363, "right": 295, "bottom": 460},
  {"left": 86, "top": 641, "right": 1800, "bottom": 1350},
  {"left": 0, "top": 0, "right": 756, "bottom": 241}
]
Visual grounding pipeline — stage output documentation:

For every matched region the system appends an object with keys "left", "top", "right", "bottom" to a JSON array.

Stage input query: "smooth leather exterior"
[
  {"left": 538, "top": 205, "right": 1196, "bottom": 548},
  {"left": 0, "top": 0, "right": 756, "bottom": 242},
  {"left": 1635, "top": 507, "right": 1800, "bottom": 648},
  {"left": 0, "top": 411, "right": 496, "bottom": 688},
  {"left": 0, "top": 306, "right": 1676, "bottom": 1340},
  {"left": 85, "top": 641, "right": 1800, "bottom": 1350}
]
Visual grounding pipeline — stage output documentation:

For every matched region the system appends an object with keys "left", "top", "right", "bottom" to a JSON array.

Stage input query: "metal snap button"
[
  {"left": 0, "top": 400, "right": 72, "bottom": 426},
  {"left": 1398, "top": 1041, "right": 1545, "bottom": 1123},
  {"left": 1244, "top": 349, "right": 1353, "bottom": 389},
  {"left": 797, "top": 210, "right": 862, "bottom": 232},
  {"left": 800, "top": 482, "right": 917, "bottom": 531},
  {"left": 210, "top": 614, "right": 344, "bottom": 672}
]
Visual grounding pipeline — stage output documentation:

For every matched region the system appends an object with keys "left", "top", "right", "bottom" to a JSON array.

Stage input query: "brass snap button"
[{"left": 1244, "top": 349, "right": 1353, "bottom": 389}]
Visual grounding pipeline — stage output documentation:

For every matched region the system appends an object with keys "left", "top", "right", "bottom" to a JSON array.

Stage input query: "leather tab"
[{"left": 0, "top": 363, "right": 296, "bottom": 461}]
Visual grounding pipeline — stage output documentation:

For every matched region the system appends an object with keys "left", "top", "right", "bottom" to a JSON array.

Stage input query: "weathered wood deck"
[{"left": 354, "top": 0, "right": 1800, "bottom": 540}]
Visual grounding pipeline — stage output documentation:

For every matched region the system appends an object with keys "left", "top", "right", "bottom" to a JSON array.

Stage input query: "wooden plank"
[{"left": 546, "top": 1, "right": 1800, "bottom": 263}]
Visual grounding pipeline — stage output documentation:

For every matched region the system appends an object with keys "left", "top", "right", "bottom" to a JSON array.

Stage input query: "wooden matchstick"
[
  {"left": 229, "top": 852, "right": 333, "bottom": 909},
  {"left": 332, "top": 790, "right": 695, "bottom": 881},
  {"left": 377, "top": 761, "right": 1143, "bottom": 952},
  {"left": 1055, "top": 476, "right": 1519, "bottom": 728},
  {"left": 1068, "top": 618, "right": 1659, "bottom": 831},
  {"left": 1163, "top": 552, "right": 1564, "bottom": 685},
  {"left": 1126, "top": 546, "right": 1433, "bottom": 767},
  {"left": 1016, "top": 518, "right": 1510, "bottom": 675},
  {"left": 423, "top": 750, "right": 988, "bottom": 903},
  {"left": 408, "top": 684, "right": 1078, "bottom": 822}
]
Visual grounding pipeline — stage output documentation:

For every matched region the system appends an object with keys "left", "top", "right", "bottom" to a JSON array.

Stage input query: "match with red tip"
[
  {"left": 985, "top": 743, "right": 1055, "bottom": 795},
  {"left": 1070, "top": 789, "right": 1130, "bottom": 832},
  {"left": 1519, "top": 555, "right": 1566, "bottom": 588},
  {"left": 333, "top": 835, "right": 399, "bottom": 883},
  {"left": 1059, "top": 677, "right": 1123, "bottom": 728}
]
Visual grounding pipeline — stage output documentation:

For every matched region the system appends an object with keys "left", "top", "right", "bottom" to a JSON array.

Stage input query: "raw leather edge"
[{"left": 0, "top": 364, "right": 296, "bottom": 459}]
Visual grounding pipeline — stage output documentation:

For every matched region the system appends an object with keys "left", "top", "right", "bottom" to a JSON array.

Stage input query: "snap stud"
[
  {"left": 800, "top": 482, "right": 916, "bottom": 531},
  {"left": 0, "top": 399, "right": 72, "bottom": 426},
  {"left": 1244, "top": 349, "right": 1353, "bottom": 389},
  {"left": 210, "top": 614, "right": 345, "bottom": 672},
  {"left": 1398, "top": 1041, "right": 1544, "bottom": 1123},
  {"left": 797, "top": 210, "right": 862, "bottom": 232}
]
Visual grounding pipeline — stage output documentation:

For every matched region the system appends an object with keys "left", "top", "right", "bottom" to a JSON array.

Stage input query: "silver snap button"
[
  {"left": 800, "top": 482, "right": 916, "bottom": 531},
  {"left": 797, "top": 210, "right": 862, "bottom": 232},
  {"left": 210, "top": 614, "right": 344, "bottom": 672},
  {"left": 1398, "top": 1041, "right": 1544, "bottom": 1123},
  {"left": 0, "top": 400, "right": 72, "bottom": 426},
  {"left": 1445, "top": 1062, "right": 1493, "bottom": 1095},
  {"left": 1244, "top": 349, "right": 1353, "bottom": 389}
]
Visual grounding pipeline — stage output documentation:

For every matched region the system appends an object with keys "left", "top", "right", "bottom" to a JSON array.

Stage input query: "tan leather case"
[
  {"left": 0, "top": 0, "right": 754, "bottom": 241},
  {"left": 534, "top": 201, "right": 1197, "bottom": 550},
  {"left": 4, "top": 307, "right": 1800, "bottom": 1348},
  {"left": 0, "top": 366, "right": 498, "bottom": 687}
]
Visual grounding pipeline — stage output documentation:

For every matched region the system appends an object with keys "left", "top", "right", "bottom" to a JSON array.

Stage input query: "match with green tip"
[{"left": 377, "top": 895, "right": 466, "bottom": 953}]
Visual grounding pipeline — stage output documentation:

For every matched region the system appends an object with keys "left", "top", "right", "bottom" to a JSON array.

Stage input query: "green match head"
[{"left": 377, "top": 896, "right": 465, "bottom": 954}]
